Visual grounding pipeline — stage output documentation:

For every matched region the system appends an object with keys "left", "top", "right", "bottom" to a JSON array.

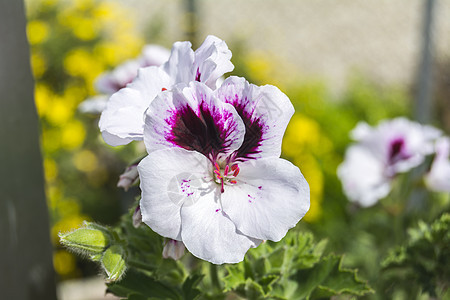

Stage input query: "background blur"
[{"left": 24, "top": 0, "right": 449, "bottom": 297}]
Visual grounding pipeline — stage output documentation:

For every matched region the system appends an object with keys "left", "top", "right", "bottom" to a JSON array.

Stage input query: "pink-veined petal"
[
  {"left": 143, "top": 81, "right": 245, "bottom": 159},
  {"left": 221, "top": 157, "right": 309, "bottom": 242},
  {"left": 138, "top": 148, "right": 211, "bottom": 240},
  {"left": 180, "top": 187, "right": 261, "bottom": 264},
  {"left": 98, "top": 67, "right": 171, "bottom": 146},
  {"left": 216, "top": 76, "right": 294, "bottom": 160}
]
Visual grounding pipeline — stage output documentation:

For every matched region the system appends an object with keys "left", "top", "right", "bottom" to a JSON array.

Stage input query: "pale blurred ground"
[
  {"left": 119, "top": 0, "right": 450, "bottom": 93},
  {"left": 58, "top": 277, "right": 119, "bottom": 300}
]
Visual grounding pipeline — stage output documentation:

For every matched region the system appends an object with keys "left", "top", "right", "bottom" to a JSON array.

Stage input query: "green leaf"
[
  {"left": 292, "top": 254, "right": 373, "bottom": 299},
  {"left": 245, "top": 279, "right": 265, "bottom": 300},
  {"left": 223, "top": 264, "right": 246, "bottom": 291},
  {"left": 382, "top": 213, "right": 450, "bottom": 297},
  {"left": 181, "top": 274, "right": 204, "bottom": 300},
  {"left": 107, "top": 269, "right": 181, "bottom": 299}
]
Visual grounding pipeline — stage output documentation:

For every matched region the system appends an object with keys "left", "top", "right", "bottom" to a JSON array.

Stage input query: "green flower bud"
[
  {"left": 101, "top": 245, "right": 127, "bottom": 282},
  {"left": 59, "top": 222, "right": 111, "bottom": 259}
]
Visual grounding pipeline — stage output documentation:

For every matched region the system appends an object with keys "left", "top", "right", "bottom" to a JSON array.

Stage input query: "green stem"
[
  {"left": 209, "top": 263, "right": 222, "bottom": 294},
  {"left": 127, "top": 258, "right": 155, "bottom": 273}
]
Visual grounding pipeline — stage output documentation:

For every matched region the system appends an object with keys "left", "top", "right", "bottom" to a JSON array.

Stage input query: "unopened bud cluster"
[{"left": 59, "top": 221, "right": 127, "bottom": 281}]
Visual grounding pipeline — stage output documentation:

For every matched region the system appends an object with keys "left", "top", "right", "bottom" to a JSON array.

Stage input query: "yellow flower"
[
  {"left": 61, "top": 120, "right": 86, "bottom": 150},
  {"left": 34, "top": 84, "right": 52, "bottom": 117},
  {"left": 53, "top": 250, "right": 76, "bottom": 276},
  {"left": 27, "top": 20, "right": 49, "bottom": 45},
  {"left": 295, "top": 155, "right": 324, "bottom": 222},
  {"left": 72, "top": 18, "right": 97, "bottom": 41},
  {"left": 64, "top": 48, "right": 103, "bottom": 79},
  {"left": 44, "top": 158, "right": 58, "bottom": 182},
  {"left": 72, "top": 150, "right": 98, "bottom": 172},
  {"left": 45, "top": 96, "right": 74, "bottom": 126},
  {"left": 30, "top": 52, "right": 47, "bottom": 78}
]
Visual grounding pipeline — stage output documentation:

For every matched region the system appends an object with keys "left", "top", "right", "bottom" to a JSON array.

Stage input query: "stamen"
[
  {"left": 214, "top": 170, "right": 222, "bottom": 178},
  {"left": 224, "top": 165, "right": 229, "bottom": 176},
  {"left": 220, "top": 178, "right": 224, "bottom": 193},
  {"left": 233, "top": 166, "right": 240, "bottom": 177}
]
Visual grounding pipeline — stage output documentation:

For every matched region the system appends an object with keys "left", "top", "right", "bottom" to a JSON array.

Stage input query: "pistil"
[{"left": 213, "top": 162, "right": 239, "bottom": 193}]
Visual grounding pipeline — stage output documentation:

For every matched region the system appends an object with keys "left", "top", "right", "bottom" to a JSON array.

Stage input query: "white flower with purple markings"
[
  {"left": 79, "top": 45, "right": 170, "bottom": 114},
  {"left": 338, "top": 117, "right": 441, "bottom": 207},
  {"left": 136, "top": 77, "right": 309, "bottom": 264},
  {"left": 98, "top": 35, "right": 233, "bottom": 146},
  {"left": 425, "top": 137, "right": 450, "bottom": 192}
]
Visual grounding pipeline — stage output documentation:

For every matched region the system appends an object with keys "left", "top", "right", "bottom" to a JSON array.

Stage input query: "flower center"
[{"left": 213, "top": 162, "right": 239, "bottom": 193}]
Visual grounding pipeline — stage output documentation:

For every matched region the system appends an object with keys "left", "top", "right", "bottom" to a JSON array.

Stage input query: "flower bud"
[
  {"left": 117, "top": 164, "right": 139, "bottom": 191},
  {"left": 132, "top": 205, "right": 142, "bottom": 228},
  {"left": 59, "top": 222, "right": 111, "bottom": 259},
  {"left": 101, "top": 245, "right": 127, "bottom": 282},
  {"left": 162, "top": 239, "right": 185, "bottom": 260}
]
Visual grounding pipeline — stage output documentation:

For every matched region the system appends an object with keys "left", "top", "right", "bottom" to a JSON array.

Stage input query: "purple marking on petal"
[
  {"left": 215, "top": 208, "right": 221, "bottom": 212},
  {"left": 195, "top": 68, "right": 201, "bottom": 82},
  {"left": 248, "top": 194, "right": 255, "bottom": 203},
  {"left": 258, "top": 186, "right": 262, "bottom": 190},
  {"left": 388, "top": 137, "right": 410, "bottom": 164},
  {"left": 165, "top": 100, "right": 240, "bottom": 159},
  {"left": 223, "top": 94, "right": 266, "bottom": 160}
]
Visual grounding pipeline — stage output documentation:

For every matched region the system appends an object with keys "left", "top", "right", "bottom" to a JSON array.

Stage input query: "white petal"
[
  {"left": 221, "top": 157, "right": 309, "bottom": 242},
  {"left": 98, "top": 67, "right": 171, "bottom": 146},
  {"left": 216, "top": 76, "right": 294, "bottom": 160},
  {"left": 425, "top": 137, "right": 450, "bottom": 192},
  {"left": 78, "top": 96, "right": 108, "bottom": 114},
  {"left": 193, "top": 35, "right": 234, "bottom": 89},
  {"left": 139, "top": 45, "right": 170, "bottom": 67},
  {"left": 138, "top": 148, "right": 211, "bottom": 240},
  {"left": 95, "top": 60, "right": 141, "bottom": 94},
  {"left": 143, "top": 81, "right": 245, "bottom": 158},
  {"left": 162, "top": 41, "right": 195, "bottom": 84},
  {"left": 180, "top": 187, "right": 261, "bottom": 264},
  {"left": 337, "top": 145, "right": 391, "bottom": 207}
]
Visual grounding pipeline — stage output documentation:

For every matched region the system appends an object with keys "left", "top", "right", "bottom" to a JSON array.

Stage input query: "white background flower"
[
  {"left": 338, "top": 117, "right": 441, "bottom": 206},
  {"left": 79, "top": 45, "right": 170, "bottom": 114},
  {"left": 425, "top": 137, "right": 450, "bottom": 192}
]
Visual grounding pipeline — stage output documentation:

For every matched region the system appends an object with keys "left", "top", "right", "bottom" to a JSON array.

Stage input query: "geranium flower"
[
  {"left": 79, "top": 45, "right": 170, "bottom": 114},
  {"left": 338, "top": 117, "right": 441, "bottom": 206},
  {"left": 98, "top": 35, "right": 234, "bottom": 146},
  {"left": 137, "top": 77, "right": 310, "bottom": 264},
  {"left": 425, "top": 137, "right": 450, "bottom": 192}
]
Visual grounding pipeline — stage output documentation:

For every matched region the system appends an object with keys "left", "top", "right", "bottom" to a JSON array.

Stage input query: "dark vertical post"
[
  {"left": 0, "top": 1, "right": 57, "bottom": 299},
  {"left": 414, "top": 0, "right": 436, "bottom": 123},
  {"left": 185, "top": 0, "right": 199, "bottom": 47}
]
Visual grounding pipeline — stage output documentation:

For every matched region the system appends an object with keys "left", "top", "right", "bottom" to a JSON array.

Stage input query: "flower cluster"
[
  {"left": 338, "top": 117, "right": 449, "bottom": 207},
  {"left": 99, "top": 35, "right": 310, "bottom": 264}
]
